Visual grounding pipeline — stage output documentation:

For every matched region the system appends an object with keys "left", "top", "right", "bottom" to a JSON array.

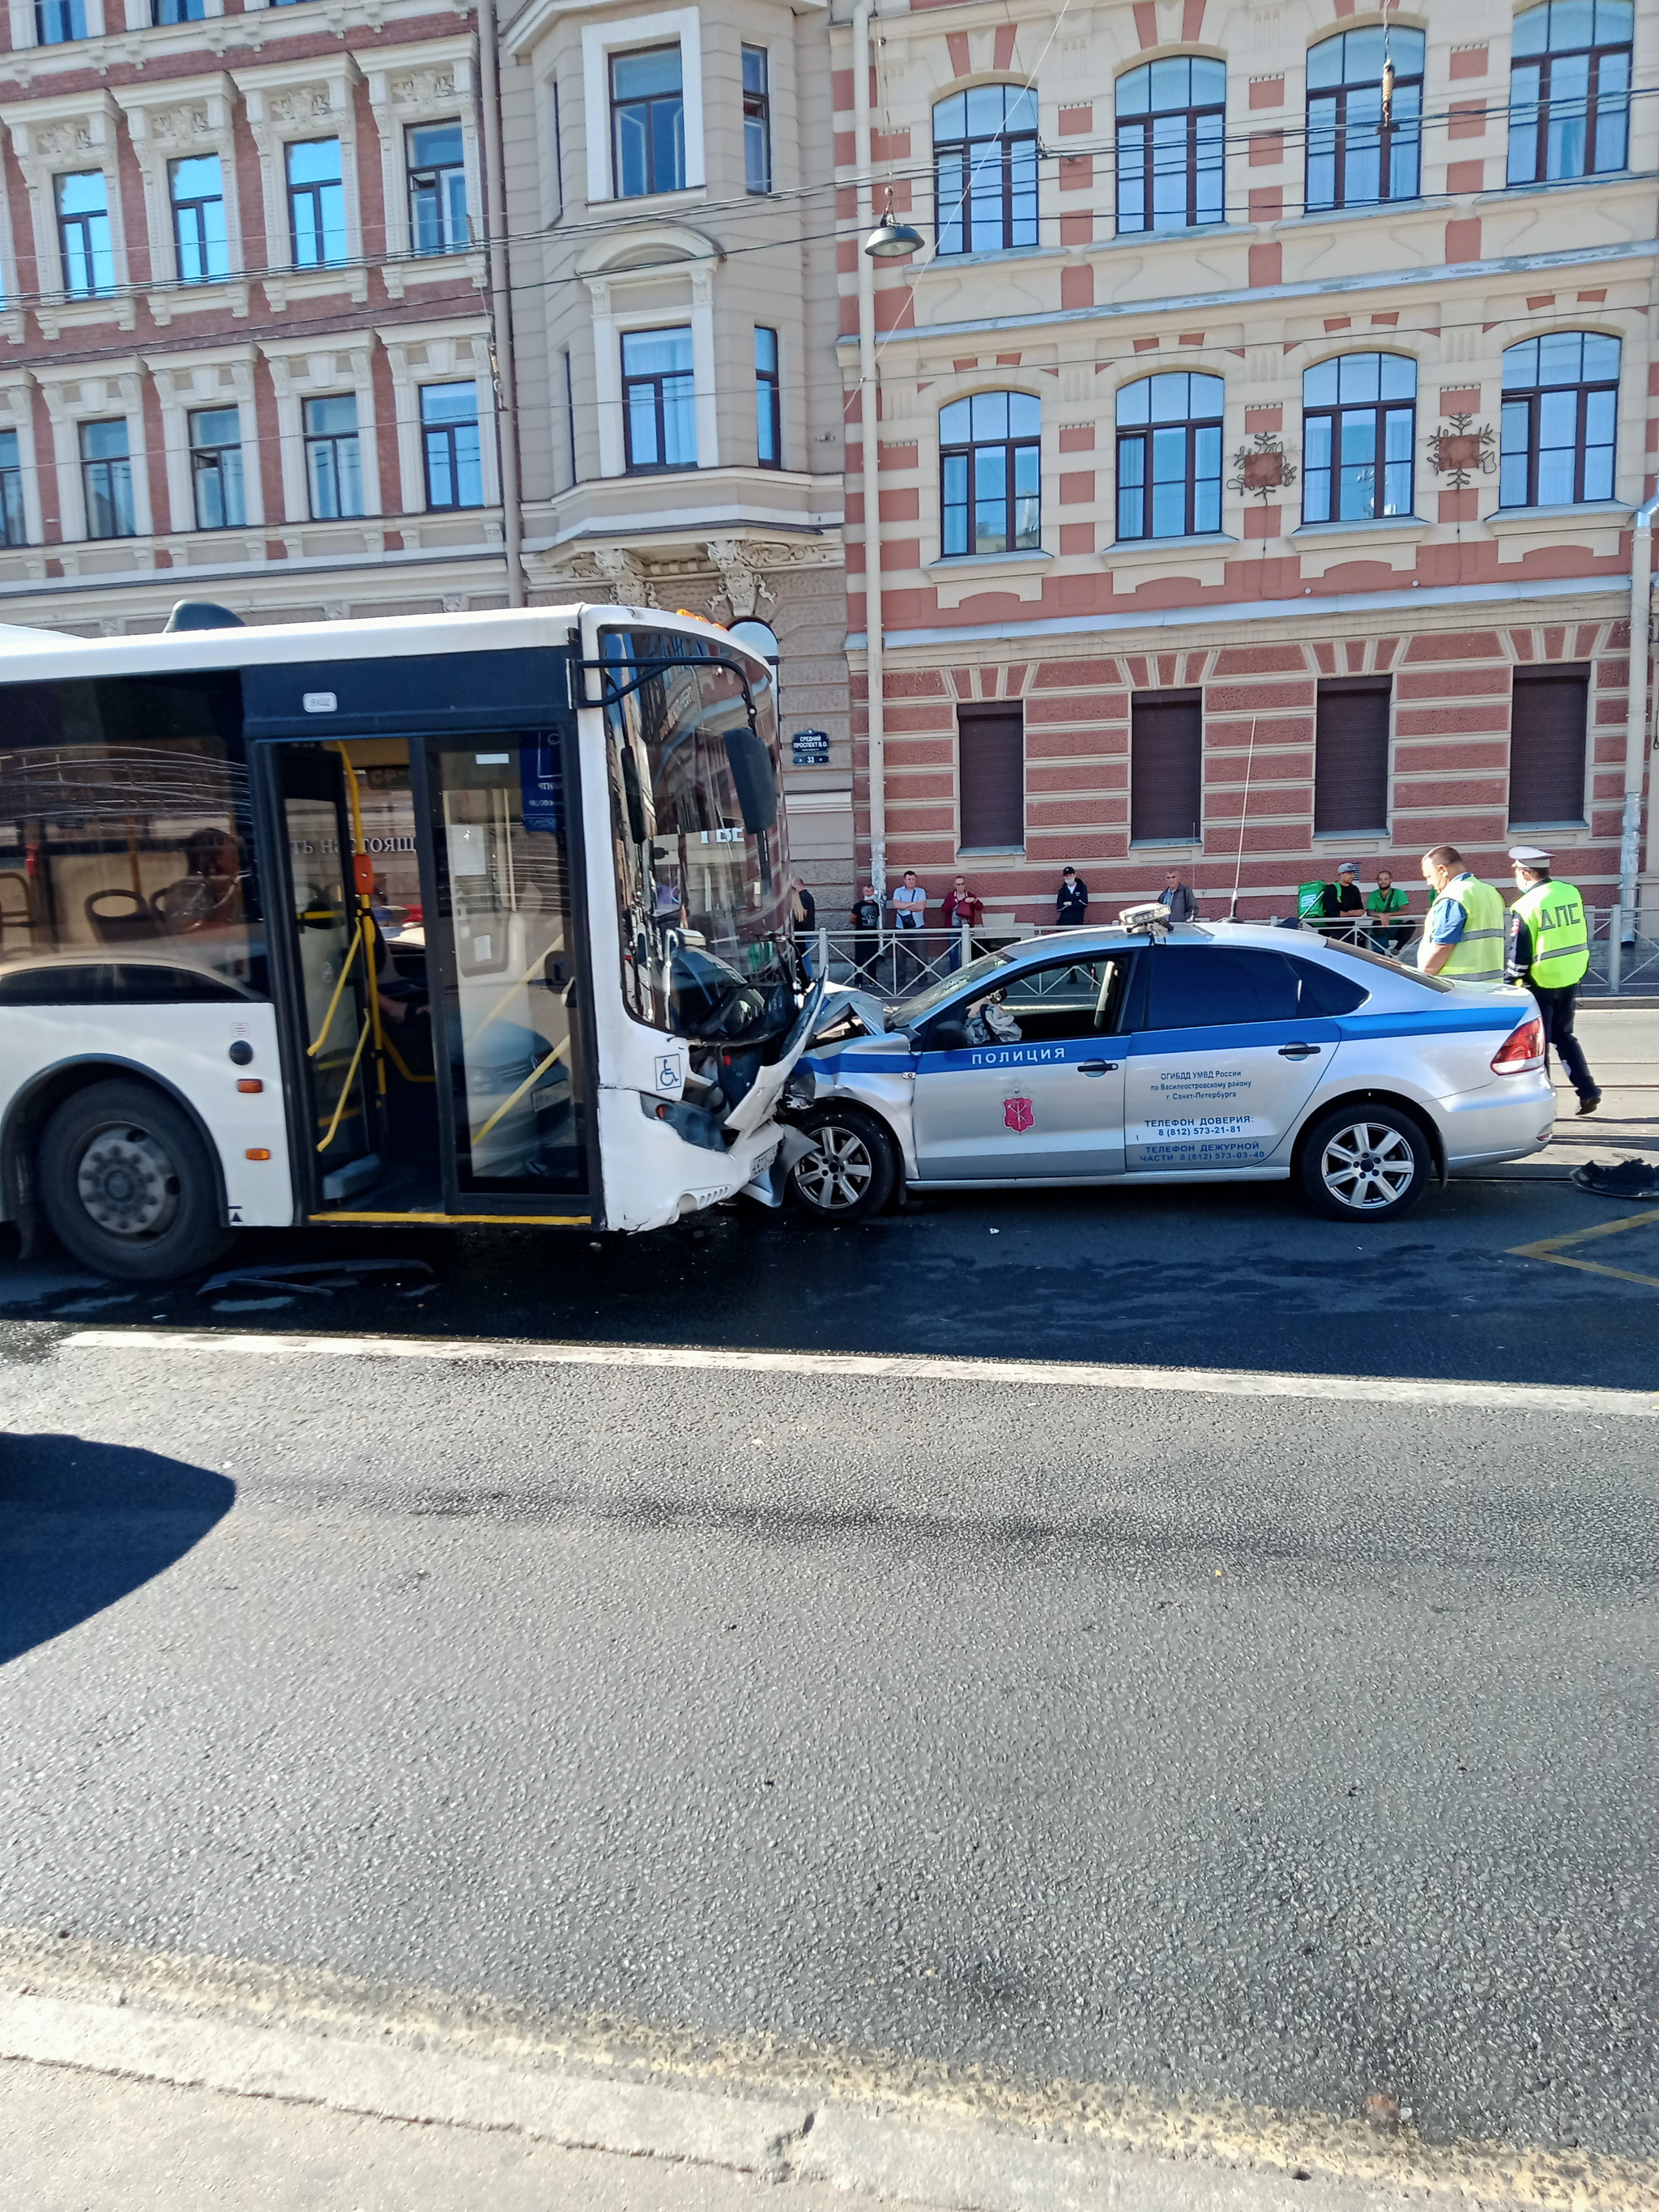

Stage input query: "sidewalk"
[{"left": 1461, "top": 1004, "right": 1658, "bottom": 1183}]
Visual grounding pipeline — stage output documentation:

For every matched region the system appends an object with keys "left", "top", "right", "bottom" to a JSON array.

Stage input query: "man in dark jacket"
[
  {"left": 1056, "top": 867, "right": 1089, "bottom": 926},
  {"left": 1160, "top": 869, "right": 1198, "bottom": 923},
  {"left": 851, "top": 882, "right": 881, "bottom": 987}
]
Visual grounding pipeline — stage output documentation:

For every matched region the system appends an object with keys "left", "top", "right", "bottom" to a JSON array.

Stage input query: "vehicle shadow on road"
[{"left": 0, "top": 1434, "right": 233, "bottom": 1666}]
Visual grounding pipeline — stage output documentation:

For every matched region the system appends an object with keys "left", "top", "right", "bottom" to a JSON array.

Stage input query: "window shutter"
[
  {"left": 1130, "top": 688, "right": 1202, "bottom": 843},
  {"left": 957, "top": 706, "right": 1024, "bottom": 848},
  {"left": 1313, "top": 677, "right": 1390, "bottom": 834},
  {"left": 1509, "top": 663, "right": 1589, "bottom": 827}
]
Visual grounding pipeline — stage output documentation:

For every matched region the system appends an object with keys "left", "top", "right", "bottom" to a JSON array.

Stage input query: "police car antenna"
[{"left": 1230, "top": 716, "right": 1258, "bottom": 921}]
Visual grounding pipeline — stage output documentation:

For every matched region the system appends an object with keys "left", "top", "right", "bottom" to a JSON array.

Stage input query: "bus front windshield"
[{"left": 603, "top": 634, "right": 795, "bottom": 1044}]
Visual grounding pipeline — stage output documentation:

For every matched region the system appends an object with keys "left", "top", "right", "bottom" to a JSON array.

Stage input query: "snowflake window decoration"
[{"left": 1427, "top": 415, "right": 1496, "bottom": 489}]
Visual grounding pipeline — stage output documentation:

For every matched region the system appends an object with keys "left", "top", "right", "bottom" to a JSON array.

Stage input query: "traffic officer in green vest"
[
  {"left": 1417, "top": 843, "right": 1506, "bottom": 985},
  {"left": 1505, "top": 845, "right": 1601, "bottom": 1115}
]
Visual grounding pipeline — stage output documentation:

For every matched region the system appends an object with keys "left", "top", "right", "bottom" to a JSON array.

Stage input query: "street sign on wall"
[{"left": 791, "top": 730, "right": 831, "bottom": 767}]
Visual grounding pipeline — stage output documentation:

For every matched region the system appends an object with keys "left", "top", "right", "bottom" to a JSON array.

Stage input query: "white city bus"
[{"left": 0, "top": 604, "right": 819, "bottom": 1281}]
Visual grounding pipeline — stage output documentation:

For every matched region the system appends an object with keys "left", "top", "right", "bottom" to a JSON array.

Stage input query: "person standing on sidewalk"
[
  {"left": 1158, "top": 868, "right": 1197, "bottom": 923},
  {"left": 1056, "top": 867, "right": 1090, "bottom": 927},
  {"left": 1417, "top": 846, "right": 1505, "bottom": 983},
  {"left": 791, "top": 876, "right": 817, "bottom": 978},
  {"left": 1506, "top": 846, "right": 1600, "bottom": 1115},
  {"left": 1365, "top": 869, "right": 1411, "bottom": 957},
  {"left": 941, "top": 875, "right": 983, "bottom": 970},
  {"left": 851, "top": 882, "right": 881, "bottom": 988}
]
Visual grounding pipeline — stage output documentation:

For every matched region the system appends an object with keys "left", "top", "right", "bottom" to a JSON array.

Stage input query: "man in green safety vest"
[
  {"left": 1417, "top": 844, "right": 1506, "bottom": 986},
  {"left": 1505, "top": 844, "right": 1600, "bottom": 1115}
]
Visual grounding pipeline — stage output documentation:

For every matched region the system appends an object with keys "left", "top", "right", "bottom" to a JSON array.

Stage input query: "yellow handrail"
[
  {"left": 470, "top": 1037, "right": 569, "bottom": 1149},
  {"left": 465, "top": 940, "right": 552, "bottom": 1048},
  {"left": 316, "top": 1013, "right": 373, "bottom": 1153},
  {"left": 306, "top": 918, "right": 362, "bottom": 1059},
  {"left": 331, "top": 744, "right": 387, "bottom": 1100}
]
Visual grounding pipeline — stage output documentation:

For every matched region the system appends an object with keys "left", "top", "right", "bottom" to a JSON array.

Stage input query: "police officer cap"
[{"left": 1508, "top": 845, "right": 1552, "bottom": 863}]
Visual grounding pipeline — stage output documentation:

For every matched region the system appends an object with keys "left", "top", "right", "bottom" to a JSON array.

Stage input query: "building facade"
[
  {"left": 0, "top": 0, "right": 508, "bottom": 626},
  {"left": 497, "top": 0, "right": 854, "bottom": 905},
  {"left": 835, "top": 0, "right": 1659, "bottom": 935}
]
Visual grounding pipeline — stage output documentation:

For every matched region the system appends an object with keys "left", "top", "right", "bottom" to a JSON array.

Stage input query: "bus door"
[
  {"left": 420, "top": 732, "right": 593, "bottom": 1218},
  {"left": 266, "top": 745, "right": 382, "bottom": 1204}
]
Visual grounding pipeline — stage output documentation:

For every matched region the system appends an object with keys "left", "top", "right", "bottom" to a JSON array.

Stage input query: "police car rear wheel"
[
  {"left": 788, "top": 1106, "right": 898, "bottom": 1223},
  {"left": 1299, "top": 1104, "right": 1430, "bottom": 1221}
]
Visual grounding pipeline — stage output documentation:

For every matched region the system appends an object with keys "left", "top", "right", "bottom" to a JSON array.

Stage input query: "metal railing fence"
[{"left": 803, "top": 906, "right": 1659, "bottom": 999}]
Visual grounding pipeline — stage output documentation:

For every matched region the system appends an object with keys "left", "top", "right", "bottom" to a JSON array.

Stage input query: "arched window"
[
  {"left": 1115, "top": 58, "right": 1226, "bottom": 234},
  {"left": 1115, "top": 373, "right": 1224, "bottom": 540},
  {"left": 1508, "top": 0, "right": 1631, "bottom": 185},
  {"left": 940, "top": 392, "right": 1041, "bottom": 556},
  {"left": 1306, "top": 26, "right": 1423, "bottom": 211},
  {"left": 1302, "top": 354, "right": 1415, "bottom": 525},
  {"left": 932, "top": 86, "right": 1038, "bottom": 256},
  {"left": 1500, "top": 333, "right": 1620, "bottom": 507}
]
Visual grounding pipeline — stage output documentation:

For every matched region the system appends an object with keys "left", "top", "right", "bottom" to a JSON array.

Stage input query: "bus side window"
[{"left": 0, "top": 675, "right": 265, "bottom": 1000}]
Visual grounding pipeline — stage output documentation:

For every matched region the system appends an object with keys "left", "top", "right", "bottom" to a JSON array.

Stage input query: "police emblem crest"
[{"left": 1004, "top": 1097, "right": 1034, "bottom": 1132}]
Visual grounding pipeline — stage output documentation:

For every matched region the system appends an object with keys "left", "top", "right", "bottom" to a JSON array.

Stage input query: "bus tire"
[
  {"left": 1297, "top": 1102, "right": 1432, "bottom": 1223},
  {"left": 38, "top": 1079, "right": 235, "bottom": 1282},
  {"left": 787, "top": 1104, "right": 898, "bottom": 1224}
]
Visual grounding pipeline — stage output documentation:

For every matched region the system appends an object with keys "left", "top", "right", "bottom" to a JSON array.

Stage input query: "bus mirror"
[
  {"left": 352, "top": 854, "right": 376, "bottom": 897},
  {"left": 723, "top": 727, "right": 778, "bottom": 833},
  {"left": 620, "top": 748, "right": 650, "bottom": 846}
]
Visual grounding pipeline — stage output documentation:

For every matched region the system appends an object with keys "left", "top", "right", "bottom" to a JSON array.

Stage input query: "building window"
[
  {"left": 611, "top": 45, "right": 684, "bottom": 198},
  {"left": 1131, "top": 688, "right": 1202, "bottom": 845},
  {"left": 1499, "top": 332, "right": 1619, "bottom": 507},
  {"left": 932, "top": 85, "right": 1038, "bottom": 257},
  {"left": 1115, "top": 373, "right": 1223, "bottom": 541},
  {"left": 1302, "top": 353, "right": 1415, "bottom": 524},
  {"left": 34, "top": 0, "right": 85, "bottom": 43},
  {"left": 755, "top": 326, "right": 781, "bottom": 468},
  {"left": 407, "top": 121, "right": 468, "bottom": 254},
  {"left": 1510, "top": 663, "right": 1589, "bottom": 827},
  {"left": 152, "top": 0, "right": 207, "bottom": 21},
  {"left": 305, "top": 394, "right": 364, "bottom": 519},
  {"left": 1314, "top": 678, "right": 1391, "bottom": 835},
  {"left": 170, "top": 155, "right": 228, "bottom": 284},
  {"left": 1508, "top": 0, "right": 1631, "bottom": 186},
  {"left": 286, "top": 139, "right": 346, "bottom": 269},
  {"left": 621, "top": 326, "right": 696, "bottom": 472},
  {"left": 56, "top": 171, "right": 115, "bottom": 299},
  {"left": 420, "top": 382, "right": 483, "bottom": 509},
  {"left": 0, "top": 431, "right": 25, "bottom": 548},
  {"left": 1306, "top": 26, "right": 1423, "bottom": 210},
  {"left": 189, "top": 406, "right": 245, "bottom": 531},
  {"left": 743, "top": 47, "right": 772, "bottom": 194},
  {"left": 957, "top": 705, "right": 1024, "bottom": 850},
  {"left": 81, "top": 420, "right": 135, "bottom": 540},
  {"left": 1115, "top": 58, "right": 1226, "bottom": 234},
  {"left": 940, "top": 391, "right": 1040, "bottom": 556}
]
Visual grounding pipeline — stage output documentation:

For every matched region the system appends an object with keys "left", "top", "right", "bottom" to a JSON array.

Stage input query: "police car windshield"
[
  {"left": 1320, "top": 939, "right": 1456, "bottom": 993},
  {"left": 891, "top": 945, "right": 1013, "bottom": 1025}
]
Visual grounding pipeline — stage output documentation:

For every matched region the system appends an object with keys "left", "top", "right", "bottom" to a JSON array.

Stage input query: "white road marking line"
[{"left": 59, "top": 1328, "right": 1659, "bottom": 1419}]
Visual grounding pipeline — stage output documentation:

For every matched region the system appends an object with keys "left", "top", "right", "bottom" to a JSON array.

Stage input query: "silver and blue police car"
[{"left": 783, "top": 914, "right": 1555, "bottom": 1224}]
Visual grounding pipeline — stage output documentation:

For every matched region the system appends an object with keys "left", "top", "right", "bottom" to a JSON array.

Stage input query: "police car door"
[
  {"left": 911, "top": 953, "right": 1130, "bottom": 1180},
  {"left": 1123, "top": 945, "right": 1340, "bottom": 1172}
]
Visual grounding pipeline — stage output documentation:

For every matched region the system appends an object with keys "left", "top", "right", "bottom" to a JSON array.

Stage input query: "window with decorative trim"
[
  {"left": 407, "top": 121, "right": 468, "bottom": 254},
  {"left": 1499, "top": 331, "right": 1619, "bottom": 506},
  {"left": 287, "top": 139, "right": 346, "bottom": 268},
  {"left": 57, "top": 171, "right": 114, "bottom": 298},
  {"left": 81, "top": 419, "right": 135, "bottom": 539},
  {"left": 940, "top": 391, "right": 1040, "bottom": 556},
  {"left": 0, "top": 431, "right": 26, "bottom": 548},
  {"left": 421, "top": 381, "right": 482, "bottom": 509},
  {"left": 932, "top": 85, "right": 1038, "bottom": 256},
  {"left": 189, "top": 405, "right": 245, "bottom": 531},
  {"left": 1115, "top": 58, "right": 1225, "bottom": 233},
  {"left": 1306, "top": 26, "right": 1423, "bottom": 210},
  {"left": 622, "top": 326, "right": 696, "bottom": 471},
  {"left": 1115, "top": 373, "right": 1223, "bottom": 540},
  {"left": 305, "top": 394, "right": 364, "bottom": 519},
  {"left": 1302, "top": 352, "right": 1415, "bottom": 524},
  {"left": 1508, "top": 0, "right": 1631, "bottom": 185},
  {"left": 36, "top": 0, "right": 86, "bottom": 40},
  {"left": 743, "top": 47, "right": 772, "bottom": 194},
  {"left": 612, "top": 45, "right": 684, "bottom": 197},
  {"left": 170, "top": 156, "right": 228, "bottom": 284}
]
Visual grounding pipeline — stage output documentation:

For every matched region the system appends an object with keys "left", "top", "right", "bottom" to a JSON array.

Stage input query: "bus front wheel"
[{"left": 39, "top": 1080, "right": 235, "bottom": 1282}]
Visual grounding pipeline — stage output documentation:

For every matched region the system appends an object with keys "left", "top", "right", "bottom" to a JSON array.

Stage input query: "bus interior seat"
[{"left": 87, "top": 888, "right": 161, "bottom": 944}]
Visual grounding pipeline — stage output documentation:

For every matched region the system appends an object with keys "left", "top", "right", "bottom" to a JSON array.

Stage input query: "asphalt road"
[{"left": 1, "top": 1009, "right": 1655, "bottom": 2180}]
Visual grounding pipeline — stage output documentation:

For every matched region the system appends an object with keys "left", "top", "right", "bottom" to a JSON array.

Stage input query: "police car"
[{"left": 783, "top": 914, "right": 1555, "bottom": 1224}]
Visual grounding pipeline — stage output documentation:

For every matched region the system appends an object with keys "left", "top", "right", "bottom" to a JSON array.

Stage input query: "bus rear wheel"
[
  {"left": 39, "top": 1080, "right": 234, "bottom": 1282},
  {"left": 787, "top": 1104, "right": 898, "bottom": 1223}
]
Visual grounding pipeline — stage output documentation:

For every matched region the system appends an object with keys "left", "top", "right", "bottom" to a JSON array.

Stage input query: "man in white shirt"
[{"left": 891, "top": 871, "right": 927, "bottom": 930}]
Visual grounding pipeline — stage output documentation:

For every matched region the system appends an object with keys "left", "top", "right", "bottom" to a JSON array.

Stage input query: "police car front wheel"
[
  {"left": 787, "top": 1106, "right": 898, "bottom": 1223},
  {"left": 1299, "top": 1104, "right": 1431, "bottom": 1222}
]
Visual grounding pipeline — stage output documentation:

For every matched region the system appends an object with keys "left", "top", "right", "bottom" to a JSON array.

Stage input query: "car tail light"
[{"left": 1491, "top": 1016, "right": 1546, "bottom": 1073}]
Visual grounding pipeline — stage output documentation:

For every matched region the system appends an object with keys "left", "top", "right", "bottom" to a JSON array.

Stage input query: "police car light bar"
[{"left": 1119, "top": 902, "right": 1174, "bottom": 936}]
